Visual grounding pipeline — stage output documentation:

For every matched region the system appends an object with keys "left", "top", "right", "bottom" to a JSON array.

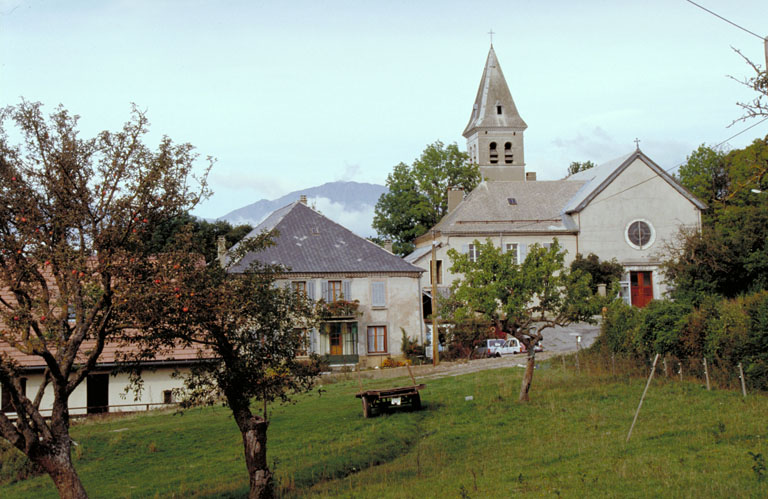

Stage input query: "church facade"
[{"left": 406, "top": 46, "right": 706, "bottom": 307}]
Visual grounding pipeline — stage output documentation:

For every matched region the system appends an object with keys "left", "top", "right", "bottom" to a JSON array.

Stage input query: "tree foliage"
[
  {"left": 0, "top": 101, "right": 210, "bottom": 497},
  {"left": 666, "top": 137, "right": 768, "bottom": 304},
  {"left": 373, "top": 141, "right": 479, "bottom": 256},
  {"left": 128, "top": 231, "right": 320, "bottom": 498},
  {"left": 676, "top": 145, "right": 729, "bottom": 208},
  {"left": 569, "top": 253, "right": 623, "bottom": 294},
  {"left": 566, "top": 160, "right": 595, "bottom": 176},
  {"left": 447, "top": 239, "right": 605, "bottom": 401}
]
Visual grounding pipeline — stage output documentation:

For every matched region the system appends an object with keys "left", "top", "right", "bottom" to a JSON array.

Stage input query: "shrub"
[
  {"left": 634, "top": 300, "right": 692, "bottom": 357},
  {"left": 595, "top": 300, "right": 640, "bottom": 354},
  {"left": 0, "top": 439, "right": 40, "bottom": 485},
  {"left": 400, "top": 329, "right": 425, "bottom": 364}
]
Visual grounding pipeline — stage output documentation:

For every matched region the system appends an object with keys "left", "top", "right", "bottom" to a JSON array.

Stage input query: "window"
[
  {"left": 496, "top": 105, "right": 502, "bottom": 114},
  {"left": 329, "top": 280, "right": 342, "bottom": 301},
  {"left": 367, "top": 326, "right": 387, "bottom": 354},
  {"left": 371, "top": 281, "right": 387, "bottom": 308},
  {"left": 468, "top": 243, "right": 478, "bottom": 263},
  {"left": 506, "top": 243, "right": 519, "bottom": 263},
  {"left": 543, "top": 243, "right": 552, "bottom": 250},
  {"left": 1, "top": 378, "right": 26, "bottom": 413},
  {"left": 294, "top": 327, "right": 309, "bottom": 356},
  {"left": 489, "top": 142, "right": 498, "bottom": 164},
  {"left": 162, "top": 390, "right": 175, "bottom": 404},
  {"left": 504, "top": 142, "right": 513, "bottom": 164},
  {"left": 292, "top": 281, "right": 307, "bottom": 296},
  {"left": 625, "top": 220, "right": 655, "bottom": 250},
  {"left": 430, "top": 260, "right": 443, "bottom": 284}
]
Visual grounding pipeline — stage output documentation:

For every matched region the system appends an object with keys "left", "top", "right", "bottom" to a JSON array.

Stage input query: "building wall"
[
  {"left": 577, "top": 158, "right": 701, "bottom": 298},
  {"left": 1, "top": 367, "right": 189, "bottom": 417}
]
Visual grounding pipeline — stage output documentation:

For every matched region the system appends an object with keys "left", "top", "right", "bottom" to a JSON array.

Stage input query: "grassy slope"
[{"left": 2, "top": 363, "right": 767, "bottom": 498}]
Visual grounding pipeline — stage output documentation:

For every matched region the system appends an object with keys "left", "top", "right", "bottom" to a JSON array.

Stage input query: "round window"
[{"left": 625, "top": 220, "right": 655, "bottom": 250}]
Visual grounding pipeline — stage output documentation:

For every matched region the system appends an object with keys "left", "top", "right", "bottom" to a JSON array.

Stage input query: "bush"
[
  {"left": 0, "top": 439, "right": 40, "bottom": 485},
  {"left": 400, "top": 329, "right": 425, "bottom": 364},
  {"left": 595, "top": 300, "right": 640, "bottom": 354},
  {"left": 634, "top": 300, "right": 692, "bottom": 357}
]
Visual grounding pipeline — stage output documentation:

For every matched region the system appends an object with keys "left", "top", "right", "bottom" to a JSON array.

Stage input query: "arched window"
[
  {"left": 489, "top": 142, "right": 498, "bottom": 164},
  {"left": 504, "top": 142, "right": 513, "bottom": 164}
]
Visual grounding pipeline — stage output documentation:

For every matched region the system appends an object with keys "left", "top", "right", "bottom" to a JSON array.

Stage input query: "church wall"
[{"left": 576, "top": 158, "right": 701, "bottom": 298}]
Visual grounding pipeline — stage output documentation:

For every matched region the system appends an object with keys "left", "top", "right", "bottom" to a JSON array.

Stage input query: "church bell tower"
[{"left": 463, "top": 45, "right": 527, "bottom": 181}]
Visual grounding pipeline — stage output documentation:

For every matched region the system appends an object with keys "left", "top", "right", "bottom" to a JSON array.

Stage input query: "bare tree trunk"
[
  {"left": 233, "top": 407, "right": 273, "bottom": 499},
  {"left": 32, "top": 441, "right": 88, "bottom": 499},
  {"left": 518, "top": 350, "right": 536, "bottom": 402}
]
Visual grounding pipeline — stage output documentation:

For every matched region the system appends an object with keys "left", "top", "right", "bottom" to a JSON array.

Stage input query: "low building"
[{"left": 230, "top": 199, "right": 425, "bottom": 367}]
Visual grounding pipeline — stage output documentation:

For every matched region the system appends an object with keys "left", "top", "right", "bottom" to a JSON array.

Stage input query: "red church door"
[{"left": 630, "top": 271, "right": 653, "bottom": 308}]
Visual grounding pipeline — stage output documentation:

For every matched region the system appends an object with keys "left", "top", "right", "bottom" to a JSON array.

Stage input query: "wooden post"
[
  {"left": 663, "top": 357, "right": 669, "bottom": 377},
  {"left": 562, "top": 355, "right": 566, "bottom": 371},
  {"left": 678, "top": 361, "right": 683, "bottom": 382},
  {"left": 703, "top": 357, "right": 711, "bottom": 391},
  {"left": 626, "top": 353, "right": 660, "bottom": 443},
  {"left": 406, "top": 363, "right": 417, "bottom": 386},
  {"left": 430, "top": 230, "right": 439, "bottom": 367},
  {"left": 356, "top": 363, "right": 364, "bottom": 394},
  {"left": 738, "top": 362, "right": 747, "bottom": 397},
  {"left": 611, "top": 353, "right": 615, "bottom": 376}
]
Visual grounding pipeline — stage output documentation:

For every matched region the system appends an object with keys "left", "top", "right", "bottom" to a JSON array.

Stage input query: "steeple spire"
[{"left": 463, "top": 46, "right": 527, "bottom": 182}]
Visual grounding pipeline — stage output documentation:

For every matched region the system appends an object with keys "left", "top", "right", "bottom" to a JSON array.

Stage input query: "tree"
[
  {"left": 676, "top": 145, "right": 728, "bottom": 208},
  {"left": 566, "top": 160, "right": 595, "bottom": 176},
  {"left": 127, "top": 231, "right": 320, "bottom": 499},
  {"left": 570, "top": 253, "right": 623, "bottom": 294},
  {"left": 447, "top": 239, "right": 604, "bottom": 401},
  {"left": 0, "top": 101, "right": 210, "bottom": 497},
  {"left": 373, "top": 141, "right": 480, "bottom": 255},
  {"left": 731, "top": 47, "right": 768, "bottom": 123}
]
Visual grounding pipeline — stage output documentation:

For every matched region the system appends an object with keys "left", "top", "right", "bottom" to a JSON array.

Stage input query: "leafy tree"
[
  {"left": 447, "top": 239, "right": 604, "bottom": 401},
  {"left": 373, "top": 141, "right": 479, "bottom": 255},
  {"left": 0, "top": 101, "right": 210, "bottom": 497},
  {"left": 570, "top": 253, "right": 623, "bottom": 294},
  {"left": 567, "top": 160, "right": 595, "bottom": 176},
  {"left": 676, "top": 145, "right": 729, "bottom": 208},
  {"left": 128, "top": 231, "right": 320, "bottom": 499}
]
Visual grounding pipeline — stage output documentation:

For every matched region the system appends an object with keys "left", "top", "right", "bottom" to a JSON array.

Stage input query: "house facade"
[
  {"left": 407, "top": 46, "right": 706, "bottom": 307},
  {"left": 230, "top": 200, "right": 425, "bottom": 367}
]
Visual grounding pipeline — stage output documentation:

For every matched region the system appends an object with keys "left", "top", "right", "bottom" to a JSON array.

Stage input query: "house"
[
  {"left": 407, "top": 45, "right": 706, "bottom": 307},
  {"left": 229, "top": 198, "right": 425, "bottom": 367}
]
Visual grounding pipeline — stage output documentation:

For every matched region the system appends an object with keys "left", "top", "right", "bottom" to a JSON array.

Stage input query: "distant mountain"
[{"left": 217, "top": 181, "right": 388, "bottom": 238}]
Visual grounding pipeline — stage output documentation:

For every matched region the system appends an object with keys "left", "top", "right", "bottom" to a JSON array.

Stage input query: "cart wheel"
[
  {"left": 362, "top": 396, "right": 372, "bottom": 418},
  {"left": 411, "top": 393, "right": 421, "bottom": 411}
]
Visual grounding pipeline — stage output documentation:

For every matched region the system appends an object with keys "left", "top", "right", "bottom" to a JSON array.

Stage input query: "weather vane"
[{"left": 488, "top": 29, "right": 495, "bottom": 45}]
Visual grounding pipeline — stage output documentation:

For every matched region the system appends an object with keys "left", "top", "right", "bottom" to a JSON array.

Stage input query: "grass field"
[{"left": 2, "top": 359, "right": 767, "bottom": 497}]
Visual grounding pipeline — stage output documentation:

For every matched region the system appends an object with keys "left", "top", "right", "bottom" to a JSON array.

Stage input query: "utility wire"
[{"left": 684, "top": 0, "right": 765, "bottom": 41}]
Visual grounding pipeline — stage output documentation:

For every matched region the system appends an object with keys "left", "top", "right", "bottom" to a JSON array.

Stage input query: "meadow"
[{"left": 2, "top": 358, "right": 767, "bottom": 497}]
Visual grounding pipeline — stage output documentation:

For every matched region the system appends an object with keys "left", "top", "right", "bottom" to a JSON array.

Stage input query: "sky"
[{"left": 2, "top": 0, "right": 767, "bottom": 222}]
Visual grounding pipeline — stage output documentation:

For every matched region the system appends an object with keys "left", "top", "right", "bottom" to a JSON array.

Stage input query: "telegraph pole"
[{"left": 431, "top": 229, "right": 439, "bottom": 366}]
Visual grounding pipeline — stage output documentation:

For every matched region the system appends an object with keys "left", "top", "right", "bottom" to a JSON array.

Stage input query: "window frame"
[
  {"left": 505, "top": 243, "right": 519, "bottom": 264},
  {"left": 468, "top": 243, "right": 478, "bottom": 263},
  {"left": 624, "top": 219, "right": 656, "bottom": 250},
  {"left": 329, "top": 280, "right": 343, "bottom": 301},
  {"left": 371, "top": 281, "right": 387, "bottom": 308},
  {"left": 367, "top": 325, "right": 388, "bottom": 354}
]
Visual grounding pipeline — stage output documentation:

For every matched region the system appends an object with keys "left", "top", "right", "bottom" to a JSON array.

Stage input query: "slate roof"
[
  {"left": 230, "top": 202, "right": 424, "bottom": 274},
  {"left": 463, "top": 45, "right": 527, "bottom": 136}
]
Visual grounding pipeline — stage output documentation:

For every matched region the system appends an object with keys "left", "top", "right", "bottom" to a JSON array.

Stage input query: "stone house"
[{"left": 230, "top": 199, "right": 425, "bottom": 367}]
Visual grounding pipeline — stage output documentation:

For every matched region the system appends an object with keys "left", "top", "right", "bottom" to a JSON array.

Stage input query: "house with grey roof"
[
  {"left": 232, "top": 200, "right": 425, "bottom": 367},
  {"left": 407, "top": 45, "right": 706, "bottom": 308}
]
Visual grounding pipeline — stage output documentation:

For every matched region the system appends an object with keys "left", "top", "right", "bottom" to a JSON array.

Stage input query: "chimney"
[
  {"left": 383, "top": 239, "right": 393, "bottom": 253},
  {"left": 526, "top": 172, "right": 537, "bottom": 181},
  {"left": 447, "top": 187, "right": 464, "bottom": 213},
  {"left": 299, "top": 195, "right": 307, "bottom": 205},
  {"left": 217, "top": 236, "right": 227, "bottom": 268}
]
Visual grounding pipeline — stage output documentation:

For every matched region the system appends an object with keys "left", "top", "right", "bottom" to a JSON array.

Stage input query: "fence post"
[
  {"left": 627, "top": 353, "right": 660, "bottom": 443},
  {"left": 678, "top": 361, "right": 683, "bottom": 382},
  {"left": 703, "top": 358, "right": 711, "bottom": 391},
  {"left": 663, "top": 357, "right": 669, "bottom": 377},
  {"left": 738, "top": 362, "right": 747, "bottom": 398},
  {"left": 611, "top": 353, "right": 615, "bottom": 376},
  {"left": 561, "top": 355, "right": 566, "bottom": 371}
]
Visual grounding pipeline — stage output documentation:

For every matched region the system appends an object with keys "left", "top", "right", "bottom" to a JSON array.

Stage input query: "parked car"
[
  {"left": 519, "top": 340, "right": 543, "bottom": 353},
  {"left": 474, "top": 339, "right": 505, "bottom": 358},
  {"left": 498, "top": 338, "right": 523, "bottom": 355}
]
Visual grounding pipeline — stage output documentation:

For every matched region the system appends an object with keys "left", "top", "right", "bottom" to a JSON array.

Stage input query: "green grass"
[{"left": 2, "top": 362, "right": 768, "bottom": 497}]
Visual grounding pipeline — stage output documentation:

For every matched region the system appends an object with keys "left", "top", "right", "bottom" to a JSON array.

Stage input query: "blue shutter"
[
  {"left": 342, "top": 280, "right": 352, "bottom": 300},
  {"left": 372, "top": 282, "right": 386, "bottom": 307},
  {"left": 309, "top": 328, "right": 317, "bottom": 353},
  {"left": 321, "top": 281, "right": 329, "bottom": 301},
  {"left": 306, "top": 280, "right": 316, "bottom": 301},
  {"left": 519, "top": 243, "right": 527, "bottom": 262}
]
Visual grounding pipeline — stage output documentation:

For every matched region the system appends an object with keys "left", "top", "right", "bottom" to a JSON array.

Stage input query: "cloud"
[
  {"left": 309, "top": 197, "right": 377, "bottom": 238},
  {"left": 336, "top": 162, "right": 361, "bottom": 182}
]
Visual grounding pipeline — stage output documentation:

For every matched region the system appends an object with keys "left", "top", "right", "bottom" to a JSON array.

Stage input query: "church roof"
[
  {"left": 563, "top": 150, "right": 708, "bottom": 213},
  {"left": 463, "top": 45, "right": 527, "bottom": 137},
  {"left": 230, "top": 202, "right": 423, "bottom": 275},
  {"left": 427, "top": 180, "right": 587, "bottom": 238}
]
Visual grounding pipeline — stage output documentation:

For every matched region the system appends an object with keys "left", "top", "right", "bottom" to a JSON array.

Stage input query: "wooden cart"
[{"left": 355, "top": 384, "right": 425, "bottom": 418}]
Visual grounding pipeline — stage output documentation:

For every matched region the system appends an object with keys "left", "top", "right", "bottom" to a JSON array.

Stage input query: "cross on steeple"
[
  {"left": 634, "top": 138, "right": 641, "bottom": 150},
  {"left": 488, "top": 29, "right": 495, "bottom": 45}
]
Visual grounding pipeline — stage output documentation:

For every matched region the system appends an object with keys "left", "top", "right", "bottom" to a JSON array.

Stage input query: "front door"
[
  {"left": 630, "top": 271, "right": 653, "bottom": 308},
  {"left": 330, "top": 330, "right": 343, "bottom": 356},
  {"left": 87, "top": 374, "right": 109, "bottom": 414}
]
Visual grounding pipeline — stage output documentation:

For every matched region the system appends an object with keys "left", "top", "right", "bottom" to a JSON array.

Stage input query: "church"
[{"left": 406, "top": 45, "right": 707, "bottom": 308}]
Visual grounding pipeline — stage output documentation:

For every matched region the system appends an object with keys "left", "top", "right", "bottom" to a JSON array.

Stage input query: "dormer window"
[
  {"left": 504, "top": 142, "right": 513, "bottom": 164},
  {"left": 489, "top": 142, "right": 498, "bottom": 164}
]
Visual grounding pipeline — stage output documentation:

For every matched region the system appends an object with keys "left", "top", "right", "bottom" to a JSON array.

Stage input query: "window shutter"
[
  {"left": 519, "top": 243, "right": 527, "bottom": 262},
  {"left": 309, "top": 328, "right": 317, "bottom": 353},
  {"left": 321, "top": 281, "right": 329, "bottom": 301},
  {"left": 306, "top": 280, "right": 316, "bottom": 301},
  {"left": 462, "top": 244, "right": 469, "bottom": 254},
  {"left": 372, "top": 282, "right": 386, "bottom": 307},
  {"left": 342, "top": 280, "right": 352, "bottom": 300}
]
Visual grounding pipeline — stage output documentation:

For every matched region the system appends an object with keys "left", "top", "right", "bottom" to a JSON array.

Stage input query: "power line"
[{"left": 684, "top": 0, "right": 765, "bottom": 41}]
